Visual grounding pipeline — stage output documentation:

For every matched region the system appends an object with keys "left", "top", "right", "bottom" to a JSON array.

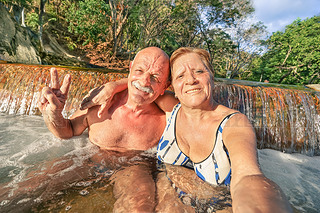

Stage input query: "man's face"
[{"left": 127, "top": 48, "right": 169, "bottom": 105}]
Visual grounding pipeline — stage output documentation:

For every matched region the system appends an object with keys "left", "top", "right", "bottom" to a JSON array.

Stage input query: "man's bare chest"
[{"left": 87, "top": 111, "right": 165, "bottom": 150}]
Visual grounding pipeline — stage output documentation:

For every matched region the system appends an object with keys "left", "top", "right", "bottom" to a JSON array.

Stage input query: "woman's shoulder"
[
  {"left": 215, "top": 105, "right": 252, "bottom": 128},
  {"left": 215, "top": 104, "right": 240, "bottom": 116}
]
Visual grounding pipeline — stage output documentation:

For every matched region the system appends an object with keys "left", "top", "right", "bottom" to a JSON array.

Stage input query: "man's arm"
[
  {"left": 80, "top": 78, "right": 128, "bottom": 117},
  {"left": 38, "top": 68, "right": 87, "bottom": 139},
  {"left": 223, "top": 113, "right": 293, "bottom": 213},
  {"left": 80, "top": 78, "right": 179, "bottom": 114},
  {"left": 155, "top": 91, "right": 179, "bottom": 112}
]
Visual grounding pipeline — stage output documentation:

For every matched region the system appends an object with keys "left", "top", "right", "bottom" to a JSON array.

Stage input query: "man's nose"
[{"left": 140, "top": 73, "right": 151, "bottom": 86}]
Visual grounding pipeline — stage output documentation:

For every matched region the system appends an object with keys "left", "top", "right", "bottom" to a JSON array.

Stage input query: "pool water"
[{"left": 0, "top": 113, "right": 319, "bottom": 212}]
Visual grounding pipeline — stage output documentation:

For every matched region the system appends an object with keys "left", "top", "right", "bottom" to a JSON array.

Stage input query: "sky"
[{"left": 252, "top": 0, "right": 320, "bottom": 34}]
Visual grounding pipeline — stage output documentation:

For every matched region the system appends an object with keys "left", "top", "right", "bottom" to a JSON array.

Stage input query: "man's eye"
[
  {"left": 151, "top": 75, "right": 160, "bottom": 82},
  {"left": 196, "top": 70, "right": 204, "bottom": 74}
]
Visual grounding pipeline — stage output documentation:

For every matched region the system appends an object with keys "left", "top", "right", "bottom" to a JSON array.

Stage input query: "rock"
[
  {"left": 306, "top": 84, "right": 320, "bottom": 92},
  {"left": 0, "top": 4, "right": 41, "bottom": 64}
]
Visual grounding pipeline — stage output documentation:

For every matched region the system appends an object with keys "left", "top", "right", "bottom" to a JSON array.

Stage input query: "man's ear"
[
  {"left": 161, "top": 81, "right": 171, "bottom": 95},
  {"left": 165, "top": 80, "right": 171, "bottom": 89},
  {"left": 129, "top": 61, "right": 133, "bottom": 70}
]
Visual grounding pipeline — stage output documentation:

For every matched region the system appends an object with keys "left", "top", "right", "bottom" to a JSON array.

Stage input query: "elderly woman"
[
  {"left": 81, "top": 47, "right": 292, "bottom": 212},
  {"left": 155, "top": 47, "right": 292, "bottom": 212}
]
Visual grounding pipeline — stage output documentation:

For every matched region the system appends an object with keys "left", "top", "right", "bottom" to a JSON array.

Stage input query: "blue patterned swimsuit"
[{"left": 157, "top": 103, "right": 238, "bottom": 186}]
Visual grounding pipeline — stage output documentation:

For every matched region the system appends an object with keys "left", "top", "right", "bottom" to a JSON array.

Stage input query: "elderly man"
[
  {"left": 38, "top": 47, "right": 173, "bottom": 212},
  {"left": 39, "top": 47, "right": 170, "bottom": 151}
]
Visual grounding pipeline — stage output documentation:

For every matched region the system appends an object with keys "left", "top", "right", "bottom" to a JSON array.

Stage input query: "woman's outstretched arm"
[{"left": 223, "top": 113, "right": 293, "bottom": 213}]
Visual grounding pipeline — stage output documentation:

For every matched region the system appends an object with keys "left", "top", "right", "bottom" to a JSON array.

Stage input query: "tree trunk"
[
  {"left": 39, "top": 0, "right": 46, "bottom": 53},
  {"left": 21, "top": 7, "right": 26, "bottom": 27}
]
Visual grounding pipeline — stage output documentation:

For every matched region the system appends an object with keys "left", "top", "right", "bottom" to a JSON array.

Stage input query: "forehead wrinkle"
[
  {"left": 135, "top": 54, "right": 167, "bottom": 75},
  {"left": 173, "top": 54, "right": 207, "bottom": 73}
]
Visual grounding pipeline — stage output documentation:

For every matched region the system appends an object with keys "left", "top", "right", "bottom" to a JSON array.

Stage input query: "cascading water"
[
  {"left": 213, "top": 80, "right": 320, "bottom": 156},
  {"left": 1, "top": 63, "right": 319, "bottom": 155},
  {"left": 0, "top": 64, "right": 128, "bottom": 117}
]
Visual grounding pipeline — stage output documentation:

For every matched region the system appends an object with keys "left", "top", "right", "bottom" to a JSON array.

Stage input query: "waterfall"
[
  {"left": 213, "top": 80, "right": 320, "bottom": 156},
  {"left": 0, "top": 63, "right": 319, "bottom": 155},
  {"left": 0, "top": 64, "right": 128, "bottom": 118}
]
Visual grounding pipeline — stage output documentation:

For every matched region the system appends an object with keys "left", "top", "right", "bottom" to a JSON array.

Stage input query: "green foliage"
[
  {"left": 65, "top": 36, "right": 77, "bottom": 51},
  {"left": 2, "top": 0, "right": 273, "bottom": 77},
  {"left": 25, "top": 12, "right": 38, "bottom": 31},
  {"left": 0, "top": 0, "right": 32, "bottom": 7},
  {"left": 258, "top": 16, "right": 320, "bottom": 85},
  {"left": 65, "top": 0, "right": 110, "bottom": 44}
]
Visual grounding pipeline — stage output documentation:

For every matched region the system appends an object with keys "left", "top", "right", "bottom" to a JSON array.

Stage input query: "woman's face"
[{"left": 171, "top": 53, "right": 214, "bottom": 108}]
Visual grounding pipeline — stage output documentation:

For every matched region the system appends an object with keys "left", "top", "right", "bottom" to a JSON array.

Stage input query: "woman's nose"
[{"left": 185, "top": 72, "right": 196, "bottom": 84}]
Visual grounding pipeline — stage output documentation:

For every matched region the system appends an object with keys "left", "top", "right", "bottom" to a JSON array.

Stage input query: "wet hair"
[{"left": 170, "top": 47, "right": 214, "bottom": 75}]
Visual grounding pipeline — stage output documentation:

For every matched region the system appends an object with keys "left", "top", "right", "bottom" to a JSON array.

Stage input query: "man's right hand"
[
  {"left": 38, "top": 67, "right": 71, "bottom": 120},
  {"left": 80, "top": 78, "right": 128, "bottom": 118}
]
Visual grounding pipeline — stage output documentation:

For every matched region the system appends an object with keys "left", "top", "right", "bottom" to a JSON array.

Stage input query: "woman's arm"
[{"left": 223, "top": 113, "right": 293, "bottom": 213}]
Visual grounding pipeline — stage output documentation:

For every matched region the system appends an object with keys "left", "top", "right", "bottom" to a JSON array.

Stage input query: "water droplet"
[{"left": 79, "top": 189, "right": 89, "bottom": 196}]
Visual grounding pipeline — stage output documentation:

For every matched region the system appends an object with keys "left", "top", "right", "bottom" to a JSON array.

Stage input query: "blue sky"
[{"left": 252, "top": 0, "right": 320, "bottom": 34}]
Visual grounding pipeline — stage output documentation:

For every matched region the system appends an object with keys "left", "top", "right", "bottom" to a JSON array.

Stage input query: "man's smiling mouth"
[{"left": 132, "top": 81, "right": 154, "bottom": 94}]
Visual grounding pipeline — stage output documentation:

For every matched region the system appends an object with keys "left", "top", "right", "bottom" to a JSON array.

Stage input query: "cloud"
[{"left": 252, "top": 0, "right": 320, "bottom": 33}]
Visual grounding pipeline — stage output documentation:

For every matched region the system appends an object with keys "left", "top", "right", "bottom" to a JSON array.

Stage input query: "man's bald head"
[
  {"left": 128, "top": 47, "right": 170, "bottom": 105},
  {"left": 133, "top": 47, "right": 169, "bottom": 63},
  {"left": 130, "top": 47, "right": 170, "bottom": 82}
]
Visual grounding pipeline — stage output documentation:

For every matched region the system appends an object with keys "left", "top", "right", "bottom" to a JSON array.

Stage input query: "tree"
[
  {"left": 222, "top": 17, "right": 267, "bottom": 79},
  {"left": 66, "top": 0, "right": 110, "bottom": 45},
  {"left": 193, "top": 0, "right": 260, "bottom": 78},
  {"left": 124, "top": 0, "right": 198, "bottom": 53},
  {"left": 0, "top": 0, "right": 32, "bottom": 26},
  {"left": 258, "top": 16, "right": 320, "bottom": 85}
]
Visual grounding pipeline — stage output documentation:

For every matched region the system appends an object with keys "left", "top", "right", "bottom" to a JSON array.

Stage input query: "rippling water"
[{"left": 0, "top": 113, "right": 319, "bottom": 212}]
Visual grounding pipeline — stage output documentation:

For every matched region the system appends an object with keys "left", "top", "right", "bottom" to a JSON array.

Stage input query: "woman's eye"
[{"left": 176, "top": 74, "right": 183, "bottom": 79}]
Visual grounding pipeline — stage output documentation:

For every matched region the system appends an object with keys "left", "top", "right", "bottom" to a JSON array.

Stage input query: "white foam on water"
[
  {"left": 258, "top": 149, "right": 320, "bottom": 213},
  {"left": 1, "top": 113, "right": 319, "bottom": 212},
  {"left": 0, "top": 113, "right": 99, "bottom": 199}
]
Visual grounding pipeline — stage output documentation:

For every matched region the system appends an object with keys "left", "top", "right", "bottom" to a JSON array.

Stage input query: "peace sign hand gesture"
[{"left": 39, "top": 68, "right": 71, "bottom": 120}]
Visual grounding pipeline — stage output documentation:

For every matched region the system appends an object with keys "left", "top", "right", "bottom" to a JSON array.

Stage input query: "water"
[
  {"left": 0, "top": 114, "right": 230, "bottom": 212},
  {"left": 258, "top": 149, "right": 320, "bottom": 212},
  {"left": 0, "top": 114, "right": 320, "bottom": 212},
  {"left": 1, "top": 63, "right": 320, "bottom": 212}
]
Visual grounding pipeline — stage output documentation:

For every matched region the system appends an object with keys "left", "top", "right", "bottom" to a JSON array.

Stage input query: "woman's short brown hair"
[{"left": 170, "top": 47, "right": 214, "bottom": 75}]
